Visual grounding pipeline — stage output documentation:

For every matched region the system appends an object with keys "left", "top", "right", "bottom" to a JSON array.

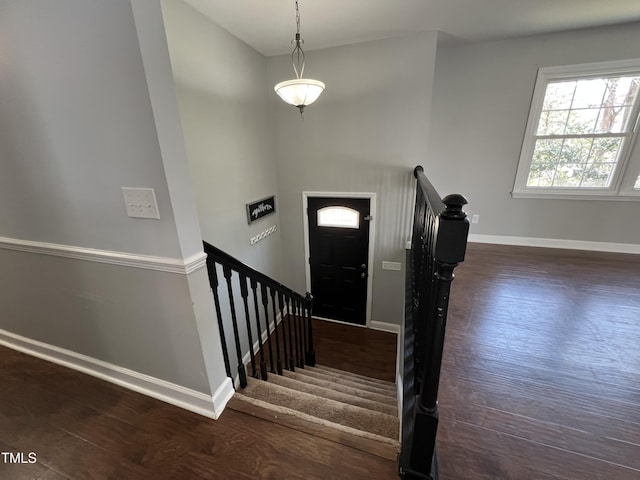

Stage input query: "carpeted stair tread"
[
  {"left": 282, "top": 369, "right": 397, "bottom": 406},
  {"left": 239, "top": 377, "right": 399, "bottom": 440},
  {"left": 267, "top": 372, "right": 398, "bottom": 416},
  {"left": 232, "top": 394, "right": 400, "bottom": 451},
  {"left": 313, "top": 364, "right": 396, "bottom": 388},
  {"left": 304, "top": 365, "right": 397, "bottom": 392},
  {"left": 289, "top": 368, "right": 398, "bottom": 398}
]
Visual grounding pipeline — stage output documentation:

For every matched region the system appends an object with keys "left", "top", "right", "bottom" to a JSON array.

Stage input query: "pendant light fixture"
[{"left": 274, "top": 0, "right": 325, "bottom": 117}]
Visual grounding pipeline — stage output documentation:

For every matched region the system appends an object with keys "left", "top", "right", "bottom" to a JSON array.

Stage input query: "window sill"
[{"left": 511, "top": 190, "right": 640, "bottom": 201}]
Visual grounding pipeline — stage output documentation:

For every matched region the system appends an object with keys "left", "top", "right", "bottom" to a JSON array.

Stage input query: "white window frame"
[{"left": 512, "top": 59, "right": 640, "bottom": 201}]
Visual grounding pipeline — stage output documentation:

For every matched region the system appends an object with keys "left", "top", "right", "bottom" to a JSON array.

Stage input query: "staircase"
[
  {"left": 204, "top": 165, "right": 469, "bottom": 478},
  {"left": 229, "top": 364, "right": 400, "bottom": 460}
]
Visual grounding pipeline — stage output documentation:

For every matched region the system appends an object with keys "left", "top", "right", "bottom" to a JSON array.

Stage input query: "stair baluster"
[
  {"left": 250, "top": 278, "right": 268, "bottom": 380},
  {"left": 239, "top": 274, "right": 257, "bottom": 379},
  {"left": 269, "top": 287, "right": 283, "bottom": 375},
  {"left": 223, "top": 265, "right": 247, "bottom": 388},
  {"left": 300, "top": 299, "right": 308, "bottom": 366},
  {"left": 305, "top": 292, "right": 315, "bottom": 366},
  {"left": 205, "top": 258, "right": 232, "bottom": 379},
  {"left": 260, "top": 283, "right": 276, "bottom": 373},
  {"left": 285, "top": 297, "right": 296, "bottom": 371},
  {"left": 277, "top": 292, "right": 290, "bottom": 372}
]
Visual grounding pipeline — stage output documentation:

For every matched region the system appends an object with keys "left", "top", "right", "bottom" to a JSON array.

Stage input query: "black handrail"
[
  {"left": 203, "top": 241, "right": 314, "bottom": 388},
  {"left": 399, "top": 166, "right": 469, "bottom": 480}
]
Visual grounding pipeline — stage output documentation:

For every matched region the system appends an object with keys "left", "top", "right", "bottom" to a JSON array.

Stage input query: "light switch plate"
[{"left": 122, "top": 187, "right": 160, "bottom": 219}]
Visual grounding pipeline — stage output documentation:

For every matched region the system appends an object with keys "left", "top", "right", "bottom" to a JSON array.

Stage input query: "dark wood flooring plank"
[
  {"left": 311, "top": 319, "right": 397, "bottom": 382},
  {"left": 436, "top": 243, "right": 640, "bottom": 480}
]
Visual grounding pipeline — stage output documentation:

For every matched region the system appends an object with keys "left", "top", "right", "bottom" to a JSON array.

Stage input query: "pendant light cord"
[{"left": 291, "top": 0, "right": 305, "bottom": 79}]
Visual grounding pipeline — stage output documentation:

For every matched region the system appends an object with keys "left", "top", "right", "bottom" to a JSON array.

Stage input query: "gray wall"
[
  {"left": 162, "top": 1, "right": 288, "bottom": 375},
  {"left": 0, "top": 0, "right": 182, "bottom": 257},
  {"left": 162, "top": 0, "right": 286, "bottom": 281},
  {"left": 267, "top": 33, "right": 438, "bottom": 327},
  {"left": 0, "top": 0, "right": 225, "bottom": 395},
  {"left": 427, "top": 24, "right": 640, "bottom": 245}
]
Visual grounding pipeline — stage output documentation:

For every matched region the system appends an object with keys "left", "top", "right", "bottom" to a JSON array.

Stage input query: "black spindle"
[
  {"left": 270, "top": 288, "right": 283, "bottom": 375},
  {"left": 300, "top": 299, "right": 308, "bottom": 365},
  {"left": 251, "top": 278, "right": 268, "bottom": 380},
  {"left": 304, "top": 292, "right": 315, "bottom": 366},
  {"left": 239, "top": 274, "right": 257, "bottom": 379},
  {"left": 285, "top": 297, "right": 295, "bottom": 371},
  {"left": 292, "top": 299, "right": 302, "bottom": 368},
  {"left": 261, "top": 283, "right": 275, "bottom": 373},
  {"left": 278, "top": 292, "right": 290, "bottom": 373},
  {"left": 295, "top": 300, "right": 305, "bottom": 368},
  {"left": 206, "top": 259, "right": 232, "bottom": 380},
  {"left": 223, "top": 265, "right": 247, "bottom": 388}
]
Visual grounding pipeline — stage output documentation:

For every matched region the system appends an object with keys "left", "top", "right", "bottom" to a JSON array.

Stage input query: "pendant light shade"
[
  {"left": 274, "top": 79, "right": 325, "bottom": 109},
  {"left": 275, "top": 1, "right": 324, "bottom": 117}
]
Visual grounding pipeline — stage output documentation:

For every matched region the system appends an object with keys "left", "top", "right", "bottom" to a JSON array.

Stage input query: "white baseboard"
[
  {"left": 468, "top": 233, "right": 640, "bottom": 255},
  {"left": 0, "top": 328, "right": 232, "bottom": 419},
  {"left": 369, "top": 321, "right": 401, "bottom": 334}
]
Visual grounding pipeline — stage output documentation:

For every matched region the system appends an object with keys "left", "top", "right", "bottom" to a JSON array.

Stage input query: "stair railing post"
[{"left": 409, "top": 193, "right": 468, "bottom": 478}]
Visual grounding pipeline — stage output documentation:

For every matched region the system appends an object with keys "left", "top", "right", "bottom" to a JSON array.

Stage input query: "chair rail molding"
[{"left": 0, "top": 236, "right": 207, "bottom": 274}]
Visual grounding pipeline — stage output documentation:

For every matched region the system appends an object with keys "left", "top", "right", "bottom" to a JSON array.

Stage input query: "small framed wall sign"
[{"left": 246, "top": 196, "right": 276, "bottom": 224}]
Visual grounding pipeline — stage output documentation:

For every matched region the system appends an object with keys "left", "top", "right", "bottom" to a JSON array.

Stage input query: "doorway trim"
[{"left": 302, "top": 191, "right": 377, "bottom": 328}]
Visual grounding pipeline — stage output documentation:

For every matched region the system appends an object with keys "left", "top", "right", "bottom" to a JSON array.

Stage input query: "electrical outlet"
[
  {"left": 382, "top": 261, "right": 402, "bottom": 271},
  {"left": 471, "top": 214, "right": 480, "bottom": 224},
  {"left": 122, "top": 187, "right": 160, "bottom": 219}
]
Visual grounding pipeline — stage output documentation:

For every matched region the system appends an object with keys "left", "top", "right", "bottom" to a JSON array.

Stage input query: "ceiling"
[{"left": 183, "top": 0, "right": 640, "bottom": 57}]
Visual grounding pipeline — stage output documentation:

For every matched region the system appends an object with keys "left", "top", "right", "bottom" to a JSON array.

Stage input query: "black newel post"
[{"left": 409, "top": 193, "right": 468, "bottom": 478}]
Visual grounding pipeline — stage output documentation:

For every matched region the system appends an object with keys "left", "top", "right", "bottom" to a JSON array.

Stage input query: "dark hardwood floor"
[
  {"left": 1, "top": 243, "right": 639, "bottom": 479},
  {"left": 438, "top": 243, "right": 640, "bottom": 480},
  {"left": 0, "top": 322, "right": 398, "bottom": 479}
]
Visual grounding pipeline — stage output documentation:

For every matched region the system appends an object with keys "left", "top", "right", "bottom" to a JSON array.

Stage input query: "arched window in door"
[{"left": 317, "top": 206, "right": 359, "bottom": 229}]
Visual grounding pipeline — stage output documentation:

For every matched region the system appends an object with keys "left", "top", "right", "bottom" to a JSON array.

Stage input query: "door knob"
[
  {"left": 361, "top": 272, "right": 367, "bottom": 279},
  {"left": 361, "top": 264, "right": 367, "bottom": 269}
]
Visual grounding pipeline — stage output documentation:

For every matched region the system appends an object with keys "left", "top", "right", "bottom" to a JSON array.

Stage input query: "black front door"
[{"left": 307, "top": 197, "right": 371, "bottom": 325}]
